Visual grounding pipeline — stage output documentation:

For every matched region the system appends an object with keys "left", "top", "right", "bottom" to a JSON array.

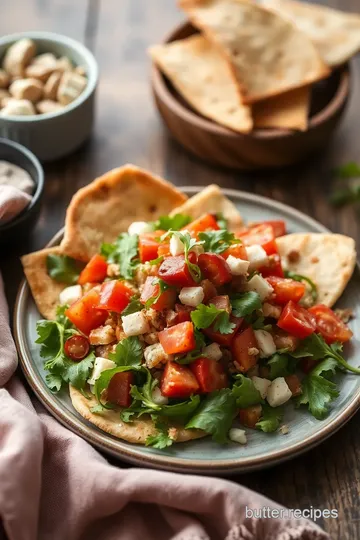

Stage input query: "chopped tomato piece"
[
  {"left": 140, "top": 276, "right": 176, "bottom": 311},
  {"left": 208, "top": 295, "right": 231, "bottom": 314},
  {"left": 200, "top": 279, "right": 218, "bottom": 303},
  {"left": 65, "top": 289, "right": 108, "bottom": 335},
  {"left": 173, "top": 303, "right": 193, "bottom": 324},
  {"left": 231, "top": 327, "right": 259, "bottom": 372},
  {"left": 106, "top": 371, "right": 134, "bottom": 407},
  {"left": 157, "top": 243, "right": 171, "bottom": 258},
  {"left": 184, "top": 213, "right": 219, "bottom": 237},
  {"left": 259, "top": 253, "right": 284, "bottom": 278},
  {"left": 139, "top": 230, "right": 164, "bottom": 263},
  {"left": 191, "top": 357, "right": 228, "bottom": 393},
  {"left": 78, "top": 254, "right": 108, "bottom": 285},
  {"left": 251, "top": 220, "right": 286, "bottom": 238},
  {"left": 239, "top": 404, "right": 262, "bottom": 429},
  {"left": 158, "top": 254, "right": 197, "bottom": 287},
  {"left": 98, "top": 280, "right": 132, "bottom": 313},
  {"left": 203, "top": 316, "right": 243, "bottom": 347},
  {"left": 266, "top": 276, "right": 305, "bottom": 304},
  {"left": 198, "top": 252, "right": 231, "bottom": 287},
  {"left": 300, "top": 358, "right": 319, "bottom": 374},
  {"left": 159, "top": 321, "right": 196, "bottom": 354},
  {"left": 221, "top": 243, "right": 248, "bottom": 260},
  {"left": 284, "top": 374, "right": 302, "bottom": 396},
  {"left": 277, "top": 301, "right": 316, "bottom": 339},
  {"left": 161, "top": 361, "right": 199, "bottom": 398},
  {"left": 308, "top": 304, "right": 353, "bottom": 344},
  {"left": 64, "top": 335, "right": 90, "bottom": 361},
  {"left": 237, "top": 224, "right": 277, "bottom": 255}
]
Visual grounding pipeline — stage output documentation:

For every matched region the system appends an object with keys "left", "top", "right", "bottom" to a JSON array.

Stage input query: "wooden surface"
[{"left": 1, "top": 1, "right": 360, "bottom": 538}]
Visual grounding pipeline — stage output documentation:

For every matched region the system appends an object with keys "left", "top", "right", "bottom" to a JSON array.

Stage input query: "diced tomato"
[
  {"left": 106, "top": 371, "right": 134, "bottom": 407},
  {"left": 237, "top": 224, "right": 277, "bottom": 255},
  {"left": 184, "top": 213, "right": 220, "bottom": 237},
  {"left": 78, "top": 254, "right": 108, "bottom": 285},
  {"left": 308, "top": 304, "right": 353, "bottom": 344},
  {"left": 251, "top": 220, "right": 286, "bottom": 238},
  {"left": 200, "top": 279, "right": 217, "bottom": 303},
  {"left": 157, "top": 243, "right": 171, "bottom": 258},
  {"left": 239, "top": 404, "right": 262, "bottom": 429},
  {"left": 174, "top": 303, "right": 193, "bottom": 323},
  {"left": 266, "top": 276, "right": 305, "bottom": 304},
  {"left": 64, "top": 335, "right": 90, "bottom": 361},
  {"left": 158, "top": 254, "right": 197, "bottom": 287},
  {"left": 208, "top": 295, "right": 231, "bottom": 314},
  {"left": 191, "top": 357, "right": 228, "bottom": 393},
  {"left": 259, "top": 253, "right": 284, "bottom": 278},
  {"left": 159, "top": 321, "right": 196, "bottom": 354},
  {"left": 221, "top": 243, "right": 248, "bottom": 260},
  {"left": 98, "top": 280, "right": 132, "bottom": 313},
  {"left": 231, "top": 327, "right": 259, "bottom": 372},
  {"left": 284, "top": 374, "right": 302, "bottom": 396},
  {"left": 139, "top": 230, "right": 165, "bottom": 263},
  {"left": 161, "top": 361, "right": 199, "bottom": 398},
  {"left": 65, "top": 289, "right": 108, "bottom": 335},
  {"left": 140, "top": 276, "right": 176, "bottom": 311},
  {"left": 198, "top": 252, "right": 232, "bottom": 287},
  {"left": 203, "top": 316, "right": 243, "bottom": 347},
  {"left": 277, "top": 301, "right": 316, "bottom": 339},
  {"left": 300, "top": 358, "right": 319, "bottom": 374}
]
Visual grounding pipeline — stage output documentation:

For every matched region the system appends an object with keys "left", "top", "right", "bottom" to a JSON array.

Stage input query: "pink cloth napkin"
[
  {"left": 0, "top": 185, "right": 31, "bottom": 224},
  {"left": 0, "top": 275, "right": 329, "bottom": 540}
]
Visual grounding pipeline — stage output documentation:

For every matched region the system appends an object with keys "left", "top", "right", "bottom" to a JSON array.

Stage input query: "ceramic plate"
[{"left": 14, "top": 187, "right": 360, "bottom": 475}]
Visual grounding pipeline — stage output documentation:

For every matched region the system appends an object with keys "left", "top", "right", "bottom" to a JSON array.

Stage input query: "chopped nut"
[
  {"left": 0, "top": 69, "right": 9, "bottom": 89},
  {"left": 0, "top": 98, "right": 35, "bottom": 116},
  {"left": 57, "top": 71, "right": 87, "bottom": 105},
  {"left": 248, "top": 347, "right": 259, "bottom": 356},
  {"left": 334, "top": 307, "right": 354, "bottom": 324},
  {"left": 144, "top": 342, "right": 172, "bottom": 369},
  {"left": 262, "top": 302, "right": 282, "bottom": 319},
  {"left": 107, "top": 263, "right": 120, "bottom": 278},
  {"left": 32, "top": 53, "right": 58, "bottom": 68},
  {"left": 36, "top": 99, "right": 64, "bottom": 114},
  {"left": 279, "top": 424, "right": 289, "bottom": 435},
  {"left": 287, "top": 250, "right": 300, "bottom": 263},
  {"left": 3, "top": 38, "right": 36, "bottom": 77},
  {"left": 273, "top": 331, "right": 298, "bottom": 352},
  {"left": 143, "top": 332, "right": 159, "bottom": 345},
  {"left": 89, "top": 325, "right": 116, "bottom": 345},
  {"left": 74, "top": 65, "right": 86, "bottom": 76},
  {"left": 168, "top": 427, "right": 179, "bottom": 441},
  {"left": 44, "top": 71, "right": 62, "bottom": 100},
  {"left": 56, "top": 56, "right": 73, "bottom": 72},
  {"left": 25, "top": 63, "right": 54, "bottom": 83},
  {"left": 9, "top": 78, "right": 43, "bottom": 102}
]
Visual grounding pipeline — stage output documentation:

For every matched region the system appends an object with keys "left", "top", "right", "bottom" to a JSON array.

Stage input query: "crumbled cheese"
[
  {"left": 128, "top": 221, "right": 152, "bottom": 236},
  {"left": 251, "top": 376, "right": 271, "bottom": 399},
  {"left": 246, "top": 245, "right": 268, "bottom": 271},
  {"left": 170, "top": 234, "right": 185, "bottom": 256},
  {"left": 246, "top": 274, "right": 274, "bottom": 301},
  {"left": 229, "top": 428, "right": 247, "bottom": 444},
  {"left": 144, "top": 342, "right": 173, "bottom": 369},
  {"left": 202, "top": 342, "right": 222, "bottom": 361},
  {"left": 151, "top": 386, "right": 169, "bottom": 405},
  {"left": 266, "top": 377, "right": 292, "bottom": 407},
  {"left": 254, "top": 330, "right": 276, "bottom": 358},
  {"left": 262, "top": 302, "right": 282, "bottom": 319},
  {"left": 59, "top": 284, "right": 82, "bottom": 306},
  {"left": 226, "top": 255, "right": 250, "bottom": 276},
  {"left": 122, "top": 311, "right": 150, "bottom": 336},
  {"left": 87, "top": 357, "right": 116, "bottom": 386},
  {"left": 179, "top": 286, "right": 204, "bottom": 307}
]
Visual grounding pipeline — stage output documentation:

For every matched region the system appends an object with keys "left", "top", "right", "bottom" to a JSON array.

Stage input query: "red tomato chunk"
[
  {"left": 65, "top": 289, "right": 108, "bottom": 335},
  {"left": 266, "top": 276, "right": 305, "bottom": 304},
  {"left": 185, "top": 213, "right": 219, "bottom": 236},
  {"left": 198, "top": 252, "right": 232, "bottom": 287},
  {"left": 259, "top": 253, "right": 284, "bottom": 278},
  {"left": 140, "top": 276, "right": 176, "bottom": 311},
  {"left": 231, "top": 327, "right": 259, "bottom": 372},
  {"left": 277, "top": 301, "right": 316, "bottom": 339},
  {"left": 106, "top": 371, "right": 134, "bottom": 407},
  {"left": 191, "top": 357, "right": 228, "bottom": 393},
  {"left": 78, "top": 254, "right": 108, "bottom": 285},
  {"left": 159, "top": 321, "right": 196, "bottom": 355},
  {"left": 158, "top": 254, "right": 197, "bottom": 287},
  {"left": 139, "top": 230, "right": 165, "bottom": 263},
  {"left": 161, "top": 361, "right": 199, "bottom": 398},
  {"left": 308, "top": 304, "right": 353, "bottom": 344},
  {"left": 98, "top": 280, "right": 132, "bottom": 313},
  {"left": 203, "top": 316, "right": 243, "bottom": 347},
  {"left": 237, "top": 224, "right": 278, "bottom": 255},
  {"left": 251, "top": 220, "right": 286, "bottom": 238},
  {"left": 221, "top": 243, "right": 248, "bottom": 261}
]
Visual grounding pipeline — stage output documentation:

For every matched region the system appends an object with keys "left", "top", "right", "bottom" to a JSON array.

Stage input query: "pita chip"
[{"left": 253, "top": 86, "right": 310, "bottom": 131}]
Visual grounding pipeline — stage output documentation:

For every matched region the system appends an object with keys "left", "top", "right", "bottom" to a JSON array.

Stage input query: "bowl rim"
[
  {"left": 0, "top": 31, "right": 98, "bottom": 122},
  {"left": 0, "top": 137, "right": 44, "bottom": 231},
  {"left": 151, "top": 20, "right": 350, "bottom": 140}
]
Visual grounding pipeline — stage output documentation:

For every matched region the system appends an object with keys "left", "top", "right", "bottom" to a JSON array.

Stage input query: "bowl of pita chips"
[{"left": 150, "top": 0, "right": 360, "bottom": 170}]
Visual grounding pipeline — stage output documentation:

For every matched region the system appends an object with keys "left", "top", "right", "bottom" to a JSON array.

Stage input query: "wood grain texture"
[{"left": 1, "top": 1, "right": 360, "bottom": 537}]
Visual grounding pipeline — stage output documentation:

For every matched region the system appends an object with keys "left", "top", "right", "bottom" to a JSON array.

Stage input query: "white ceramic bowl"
[{"left": 0, "top": 32, "right": 98, "bottom": 161}]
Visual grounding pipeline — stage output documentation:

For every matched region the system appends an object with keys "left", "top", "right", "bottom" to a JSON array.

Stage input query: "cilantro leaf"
[
  {"left": 146, "top": 419, "right": 173, "bottom": 449},
  {"left": 153, "top": 214, "right": 191, "bottom": 231},
  {"left": 62, "top": 352, "right": 95, "bottom": 391},
  {"left": 191, "top": 303, "right": 235, "bottom": 334},
  {"left": 266, "top": 353, "right": 296, "bottom": 380},
  {"left": 330, "top": 184, "right": 360, "bottom": 207},
  {"left": 256, "top": 404, "right": 283, "bottom": 433},
  {"left": 162, "top": 230, "right": 203, "bottom": 282},
  {"left": 296, "top": 373, "right": 339, "bottom": 420},
  {"left": 230, "top": 292, "right": 261, "bottom": 318},
  {"left": 46, "top": 254, "right": 83, "bottom": 285},
  {"left": 284, "top": 271, "right": 318, "bottom": 304},
  {"left": 109, "top": 336, "right": 143, "bottom": 367},
  {"left": 101, "top": 233, "right": 139, "bottom": 279},
  {"left": 185, "top": 389, "right": 237, "bottom": 444},
  {"left": 198, "top": 229, "right": 240, "bottom": 254},
  {"left": 144, "top": 278, "right": 171, "bottom": 308},
  {"left": 90, "top": 404, "right": 106, "bottom": 414},
  {"left": 45, "top": 372, "right": 63, "bottom": 392},
  {"left": 160, "top": 395, "right": 200, "bottom": 418},
  {"left": 130, "top": 370, "right": 162, "bottom": 412},
  {"left": 216, "top": 212, "right": 228, "bottom": 229},
  {"left": 121, "top": 298, "right": 142, "bottom": 316},
  {"left": 232, "top": 374, "right": 262, "bottom": 408},
  {"left": 333, "top": 161, "right": 360, "bottom": 179}
]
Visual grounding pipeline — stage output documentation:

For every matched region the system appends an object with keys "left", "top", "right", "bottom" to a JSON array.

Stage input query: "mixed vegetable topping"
[{"left": 37, "top": 212, "right": 357, "bottom": 448}]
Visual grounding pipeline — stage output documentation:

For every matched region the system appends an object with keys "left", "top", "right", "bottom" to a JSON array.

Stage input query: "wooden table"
[{"left": 2, "top": 1, "right": 360, "bottom": 538}]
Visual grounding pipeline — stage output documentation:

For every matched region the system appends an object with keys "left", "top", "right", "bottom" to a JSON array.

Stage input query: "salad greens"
[
  {"left": 198, "top": 229, "right": 240, "bottom": 254},
  {"left": 230, "top": 291, "right": 262, "bottom": 318},
  {"left": 161, "top": 230, "right": 203, "bottom": 282},
  {"left": 152, "top": 213, "right": 191, "bottom": 231},
  {"left": 101, "top": 233, "right": 139, "bottom": 279},
  {"left": 191, "top": 303, "right": 235, "bottom": 334},
  {"left": 46, "top": 254, "right": 83, "bottom": 285}
]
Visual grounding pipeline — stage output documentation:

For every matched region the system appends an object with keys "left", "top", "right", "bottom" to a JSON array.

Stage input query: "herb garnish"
[
  {"left": 198, "top": 229, "right": 240, "bottom": 254},
  {"left": 152, "top": 214, "right": 191, "bottom": 231},
  {"left": 101, "top": 233, "right": 139, "bottom": 279},
  {"left": 284, "top": 271, "right": 318, "bottom": 304},
  {"left": 46, "top": 254, "right": 83, "bottom": 285},
  {"left": 191, "top": 303, "right": 235, "bottom": 334},
  {"left": 161, "top": 230, "right": 203, "bottom": 282}
]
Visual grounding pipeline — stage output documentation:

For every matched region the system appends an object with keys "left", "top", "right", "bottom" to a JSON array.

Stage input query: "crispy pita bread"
[
  {"left": 253, "top": 86, "right": 310, "bottom": 131},
  {"left": 277, "top": 233, "right": 356, "bottom": 307},
  {"left": 171, "top": 184, "right": 243, "bottom": 230},
  {"left": 262, "top": 0, "right": 360, "bottom": 67},
  {"left": 21, "top": 247, "right": 68, "bottom": 320},
  {"left": 61, "top": 164, "right": 187, "bottom": 261},
  {"left": 179, "top": 0, "right": 329, "bottom": 104},
  {"left": 70, "top": 386, "right": 205, "bottom": 444}
]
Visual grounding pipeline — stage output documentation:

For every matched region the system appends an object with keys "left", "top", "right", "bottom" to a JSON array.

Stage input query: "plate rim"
[{"left": 14, "top": 186, "right": 360, "bottom": 474}]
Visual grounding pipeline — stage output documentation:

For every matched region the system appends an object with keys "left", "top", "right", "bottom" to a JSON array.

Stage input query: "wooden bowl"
[{"left": 151, "top": 22, "right": 351, "bottom": 170}]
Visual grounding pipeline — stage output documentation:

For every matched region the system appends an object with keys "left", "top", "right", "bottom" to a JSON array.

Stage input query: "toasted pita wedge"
[
  {"left": 70, "top": 386, "right": 205, "bottom": 444},
  {"left": 276, "top": 233, "right": 356, "bottom": 307},
  {"left": 21, "top": 247, "right": 68, "bottom": 320},
  {"left": 171, "top": 184, "right": 243, "bottom": 230},
  {"left": 262, "top": 0, "right": 360, "bottom": 67},
  {"left": 179, "top": 0, "right": 329, "bottom": 104},
  {"left": 61, "top": 164, "right": 187, "bottom": 261},
  {"left": 253, "top": 86, "right": 310, "bottom": 131}
]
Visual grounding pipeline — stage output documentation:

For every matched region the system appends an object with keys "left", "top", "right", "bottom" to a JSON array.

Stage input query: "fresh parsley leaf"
[
  {"left": 185, "top": 389, "right": 237, "bottom": 444},
  {"left": 160, "top": 395, "right": 201, "bottom": 418},
  {"left": 162, "top": 230, "right": 203, "bottom": 282},
  {"left": 216, "top": 212, "right": 228, "bottom": 229},
  {"left": 175, "top": 330, "right": 205, "bottom": 364},
  {"left": 62, "top": 352, "right": 95, "bottom": 391},
  {"left": 153, "top": 214, "right": 191, "bottom": 231},
  {"left": 90, "top": 404, "right": 105, "bottom": 414},
  {"left": 198, "top": 229, "right": 240, "bottom": 254},
  {"left": 296, "top": 359, "right": 339, "bottom": 420},
  {"left": 232, "top": 374, "right": 262, "bottom": 408},
  {"left": 130, "top": 370, "right": 162, "bottom": 412},
  {"left": 146, "top": 419, "right": 173, "bottom": 449},
  {"left": 284, "top": 271, "right": 318, "bottom": 304},
  {"left": 121, "top": 298, "right": 142, "bottom": 316},
  {"left": 145, "top": 278, "right": 171, "bottom": 308},
  {"left": 109, "top": 336, "right": 143, "bottom": 367},
  {"left": 46, "top": 254, "right": 83, "bottom": 285},
  {"left": 333, "top": 161, "right": 360, "bottom": 179},
  {"left": 191, "top": 303, "right": 235, "bottom": 335},
  {"left": 45, "top": 372, "right": 63, "bottom": 392},
  {"left": 149, "top": 256, "right": 164, "bottom": 265},
  {"left": 266, "top": 353, "right": 296, "bottom": 380},
  {"left": 101, "top": 233, "right": 139, "bottom": 279},
  {"left": 330, "top": 184, "right": 360, "bottom": 207},
  {"left": 256, "top": 404, "right": 283, "bottom": 433},
  {"left": 230, "top": 292, "right": 261, "bottom": 318},
  {"left": 55, "top": 305, "right": 74, "bottom": 329}
]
